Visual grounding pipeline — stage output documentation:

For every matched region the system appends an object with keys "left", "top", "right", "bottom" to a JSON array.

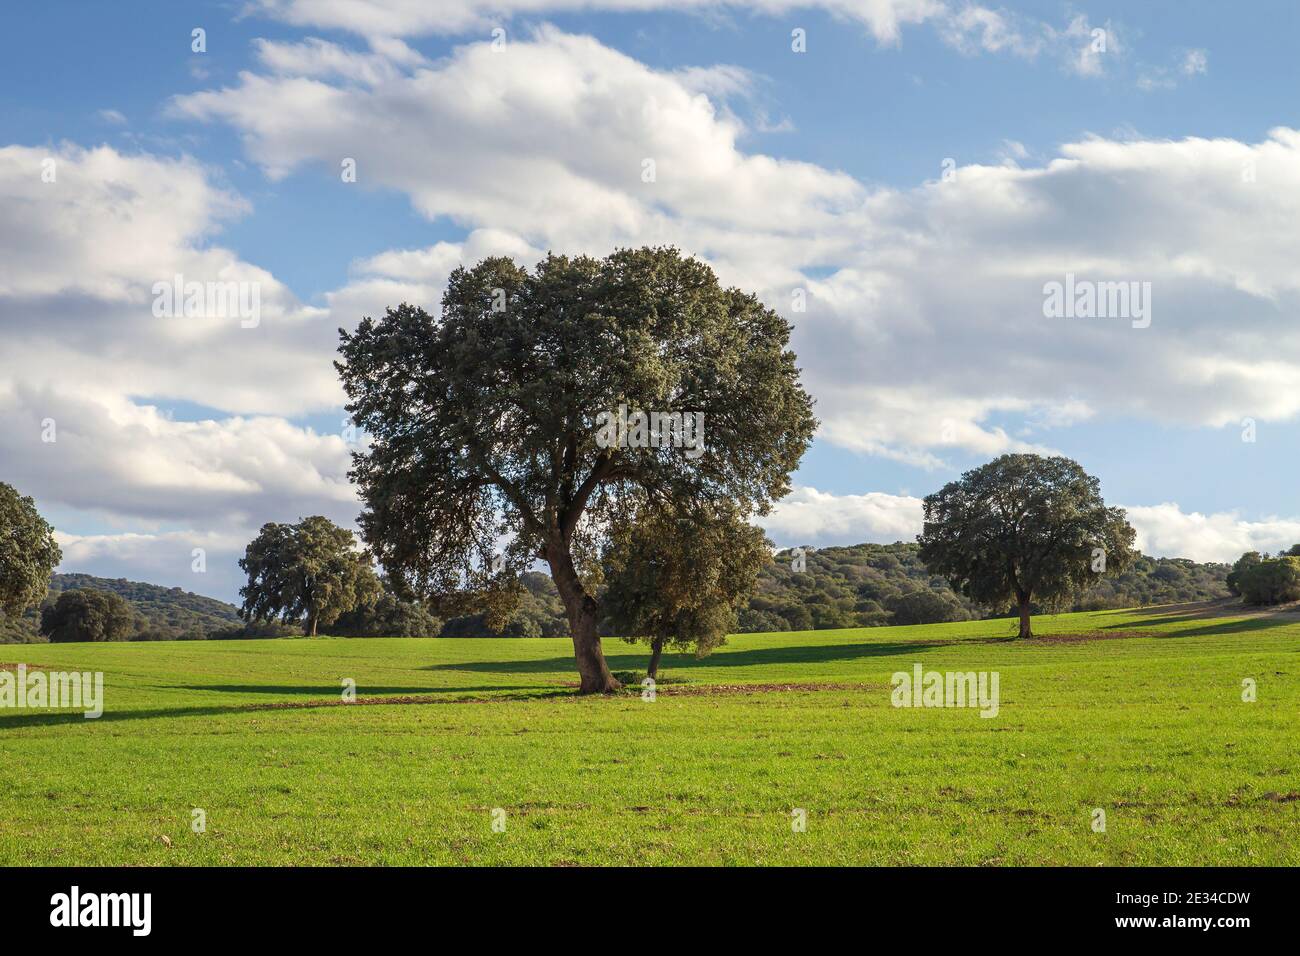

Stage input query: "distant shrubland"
[{"left": 0, "top": 545, "right": 1236, "bottom": 643}]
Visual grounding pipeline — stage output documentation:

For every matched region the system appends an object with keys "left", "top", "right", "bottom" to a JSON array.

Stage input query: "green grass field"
[{"left": 1, "top": 603, "right": 1296, "bottom": 866}]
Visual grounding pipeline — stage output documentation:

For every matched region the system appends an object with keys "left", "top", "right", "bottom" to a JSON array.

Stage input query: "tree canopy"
[
  {"left": 601, "top": 502, "right": 770, "bottom": 678},
  {"left": 336, "top": 246, "right": 816, "bottom": 691},
  {"left": 917, "top": 454, "right": 1136, "bottom": 638},
  {"left": 1232, "top": 555, "right": 1300, "bottom": 605},
  {"left": 1226, "top": 551, "right": 1263, "bottom": 596},
  {"left": 238, "top": 516, "right": 381, "bottom": 636},
  {"left": 885, "top": 587, "right": 971, "bottom": 626},
  {"left": 40, "top": 588, "right": 136, "bottom": 643},
  {"left": 331, "top": 590, "right": 443, "bottom": 638},
  {"left": 0, "top": 482, "right": 62, "bottom": 618}
]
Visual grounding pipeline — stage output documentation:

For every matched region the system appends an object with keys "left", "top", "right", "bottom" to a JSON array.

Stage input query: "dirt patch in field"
[
  {"left": 664, "top": 681, "right": 886, "bottom": 696},
  {"left": 0, "top": 663, "right": 47, "bottom": 671},
  {"left": 560, "top": 680, "right": 887, "bottom": 696},
  {"left": 220, "top": 681, "right": 888, "bottom": 712},
  {"left": 1020, "top": 630, "right": 1163, "bottom": 645},
  {"left": 1262, "top": 791, "right": 1300, "bottom": 803},
  {"left": 888, "top": 629, "right": 1164, "bottom": 648}
]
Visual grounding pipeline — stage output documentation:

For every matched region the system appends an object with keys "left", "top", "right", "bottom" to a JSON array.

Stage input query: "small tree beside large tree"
[
  {"left": 601, "top": 502, "right": 770, "bottom": 680},
  {"left": 239, "top": 516, "right": 381, "bottom": 636},
  {"left": 336, "top": 247, "right": 816, "bottom": 692},
  {"left": 0, "top": 482, "right": 62, "bottom": 619},
  {"left": 917, "top": 454, "right": 1135, "bottom": 638}
]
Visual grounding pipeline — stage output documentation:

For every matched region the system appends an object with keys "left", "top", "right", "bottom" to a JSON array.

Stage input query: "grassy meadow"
[{"left": 0, "top": 603, "right": 1296, "bottom": 866}]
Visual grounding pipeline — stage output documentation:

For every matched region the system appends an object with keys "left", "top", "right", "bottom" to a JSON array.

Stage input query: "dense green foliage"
[
  {"left": 332, "top": 592, "right": 443, "bottom": 638},
  {"left": 2, "top": 608, "right": 43, "bottom": 643},
  {"left": 885, "top": 587, "right": 972, "bottom": 626},
  {"left": 206, "top": 619, "right": 306, "bottom": 641},
  {"left": 1069, "top": 555, "right": 1232, "bottom": 610},
  {"left": 1226, "top": 551, "right": 1262, "bottom": 596},
  {"left": 39, "top": 588, "right": 136, "bottom": 643},
  {"left": 441, "top": 542, "right": 1232, "bottom": 637},
  {"left": 744, "top": 543, "right": 955, "bottom": 631},
  {"left": 239, "top": 516, "right": 381, "bottom": 636},
  {"left": 53, "top": 573, "right": 242, "bottom": 636},
  {"left": 1233, "top": 556, "right": 1300, "bottom": 605},
  {"left": 918, "top": 454, "right": 1136, "bottom": 637},
  {"left": 439, "top": 572, "right": 569, "bottom": 638},
  {"left": 0, "top": 546, "right": 1233, "bottom": 645},
  {"left": 739, "top": 543, "right": 1229, "bottom": 631},
  {"left": 337, "top": 247, "right": 817, "bottom": 691},
  {"left": 0, "top": 483, "right": 61, "bottom": 619},
  {"left": 602, "top": 503, "right": 770, "bottom": 676}
]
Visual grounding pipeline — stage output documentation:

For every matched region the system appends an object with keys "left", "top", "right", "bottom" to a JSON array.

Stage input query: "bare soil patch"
[
  {"left": 237, "top": 692, "right": 530, "bottom": 711},
  {"left": 560, "top": 680, "right": 886, "bottom": 696},
  {"left": 1021, "top": 630, "right": 1163, "bottom": 645},
  {"left": 660, "top": 681, "right": 886, "bottom": 696}
]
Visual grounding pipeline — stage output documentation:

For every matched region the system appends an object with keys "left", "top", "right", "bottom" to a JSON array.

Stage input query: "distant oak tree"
[
  {"left": 1234, "top": 556, "right": 1300, "bottom": 606},
  {"left": 331, "top": 590, "right": 443, "bottom": 638},
  {"left": 41, "top": 588, "right": 136, "bottom": 643},
  {"left": 917, "top": 454, "right": 1135, "bottom": 638},
  {"left": 885, "top": 588, "right": 971, "bottom": 626},
  {"left": 336, "top": 247, "right": 816, "bottom": 692},
  {"left": 1226, "top": 551, "right": 1262, "bottom": 596},
  {"left": 239, "top": 516, "right": 381, "bottom": 636}
]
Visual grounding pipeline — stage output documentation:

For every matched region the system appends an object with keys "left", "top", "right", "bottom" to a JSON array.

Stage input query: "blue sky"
[{"left": 3, "top": 1, "right": 1300, "bottom": 602}]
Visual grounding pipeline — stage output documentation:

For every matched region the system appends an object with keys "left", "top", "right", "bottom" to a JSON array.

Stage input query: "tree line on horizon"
[{"left": 0, "top": 539, "right": 1236, "bottom": 646}]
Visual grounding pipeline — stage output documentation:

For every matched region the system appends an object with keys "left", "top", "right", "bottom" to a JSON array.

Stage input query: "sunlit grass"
[{"left": 1, "top": 603, "right": 1296, "bottom": 865}]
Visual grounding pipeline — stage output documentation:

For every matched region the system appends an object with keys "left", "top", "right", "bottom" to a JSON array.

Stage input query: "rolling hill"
[{"left": 0, "top": 573, "right": 241, "bottom": 643}]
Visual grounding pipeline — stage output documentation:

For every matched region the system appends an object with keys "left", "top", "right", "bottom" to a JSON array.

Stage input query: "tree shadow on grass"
[
  {"left": 1100, "top": 613, "right": 1293, "bottom": 638},
  {"left": 172, "top": 683, "right": 549, "bottom": 697},
  {"left": 1150, "top": 617, "right": 1297, "bottom": 639},
  {"left": 1099, "top": 612, "right": 1214, "bottom": 629},
  {"left": 1104, "top": 598, "right": 1300, "bottom": 629},
  {"left": 0, "top": 685, "right": 570, "bottom": 729},
  {"left": 1116, "top": 600, "right": 1239, "bottom": 617},
  {"left": 427, "top": 638, "right": 988, "bottom": 676}
]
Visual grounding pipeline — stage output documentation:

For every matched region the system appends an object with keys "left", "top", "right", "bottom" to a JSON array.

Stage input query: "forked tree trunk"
[
  {"left": 547, "top": 544, "right": 621, "bottom": 693},
  {"left": 307, "top": 613, "right": 319, "bottom": 637},
  {"left": 1016, "top": 594, "right": 1032, "bottom": 639},
  {"left": 647, "top": 636, "right": 665, "bottom": 681}
]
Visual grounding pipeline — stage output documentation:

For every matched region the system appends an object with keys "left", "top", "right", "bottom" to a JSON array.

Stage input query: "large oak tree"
[
  {"left": 0, "top": 482, "right": 61, "bottom": 618},
  {"left": 917, "top": 454, "right": 1135, "bottom": 638},
  {"left": 336, "top": 247, "right": 816, "bottom": 692}
]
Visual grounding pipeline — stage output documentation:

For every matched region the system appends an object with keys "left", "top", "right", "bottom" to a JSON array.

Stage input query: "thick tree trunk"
[
  {"left": 570, "top": 604, "right": 618, "bottom": 694},
  {"left": 547, "top": 544, "right": 621, "bottom": 694},
  {"left": 647, "top": 636, "right": 665, "bottom": 681},
  {"left": 1016, "top": 595, "right": 1032, "bottom": 639}
]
